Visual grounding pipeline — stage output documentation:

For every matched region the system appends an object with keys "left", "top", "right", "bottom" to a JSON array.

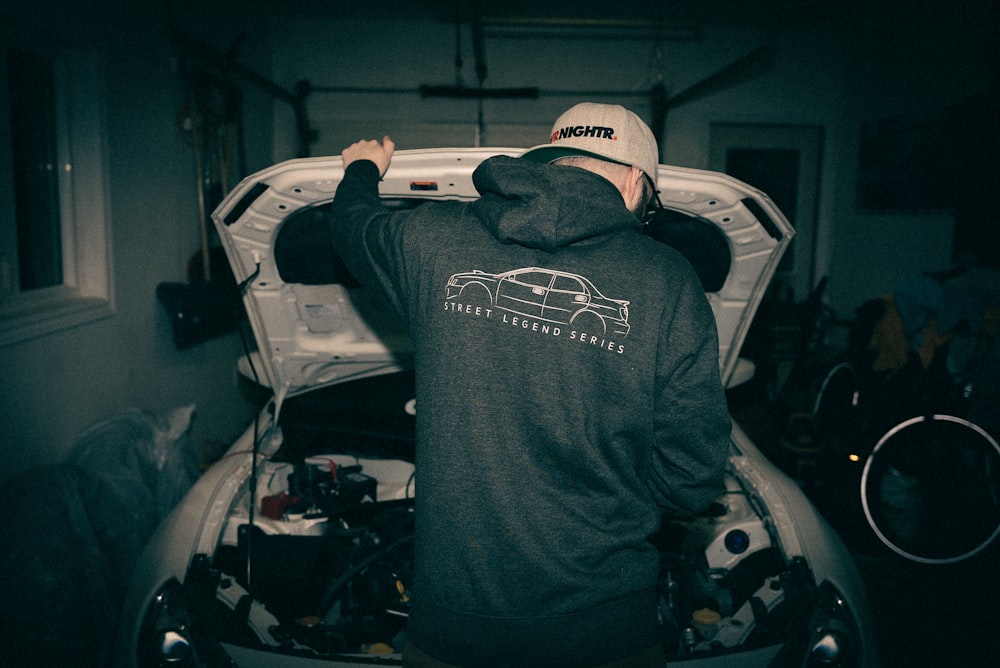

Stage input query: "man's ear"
[{"left": 621, "top": 166, "right": 646, "bottom": 214}]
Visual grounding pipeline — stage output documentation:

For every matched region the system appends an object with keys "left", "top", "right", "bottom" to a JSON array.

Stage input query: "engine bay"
[
  {"left": 150, "top": 366, "right": 825, "bottom": 663},
  {"left": 172, "top": 442, "right": 821, "bottom": 663}
]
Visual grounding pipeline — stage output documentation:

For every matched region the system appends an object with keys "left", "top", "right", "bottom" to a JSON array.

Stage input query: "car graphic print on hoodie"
[{"left": 444, "top": 266, "right": 631, "bottom": 353}]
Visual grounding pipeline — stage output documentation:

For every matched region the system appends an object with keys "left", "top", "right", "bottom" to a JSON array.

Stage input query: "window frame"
[{"left": 0, "top": 47, "right": 114, "bottom": 347}]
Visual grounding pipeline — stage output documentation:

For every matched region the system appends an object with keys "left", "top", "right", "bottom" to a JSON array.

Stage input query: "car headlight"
[
  {"left": 803, "top": 582, "right": 862, "bottom": 667},
  {"left": 138, "top": 579, "right": 197, "bottom": 667},
  {"left": 138, "top": 576, "right": 238, "bottom": 668}
]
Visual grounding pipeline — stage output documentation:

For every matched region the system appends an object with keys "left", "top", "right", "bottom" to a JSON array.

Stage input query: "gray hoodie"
[{"left": 330, "top": 155, "right": 731, "bottom": 667}]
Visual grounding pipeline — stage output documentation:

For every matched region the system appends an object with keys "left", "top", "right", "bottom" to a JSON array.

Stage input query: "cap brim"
[{"left": 519, "top": 145, "right": 629, "bottom": 169}]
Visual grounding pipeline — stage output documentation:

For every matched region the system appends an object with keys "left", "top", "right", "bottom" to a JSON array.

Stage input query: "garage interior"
[{"left": 1, "top": 1, "right": 998, "bottom": 666}]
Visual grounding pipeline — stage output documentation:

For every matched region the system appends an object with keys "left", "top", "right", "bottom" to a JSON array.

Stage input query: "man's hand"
[{"left": 342, "top": 135, "right": 395, "bottom": 177}]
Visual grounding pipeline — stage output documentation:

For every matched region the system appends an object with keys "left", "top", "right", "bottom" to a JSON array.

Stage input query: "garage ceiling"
[
  {"left": 259, "top": 0, "right": 993, "bottom": 44},
  {"left": 274, "top": 0, "right": 866, "bottom": 30}
]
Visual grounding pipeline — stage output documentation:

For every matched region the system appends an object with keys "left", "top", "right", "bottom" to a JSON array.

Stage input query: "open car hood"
[{"left": 213, "top": 148, "right": 793, "bottom": 413}]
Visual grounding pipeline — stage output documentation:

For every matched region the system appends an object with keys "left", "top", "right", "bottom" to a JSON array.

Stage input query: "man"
[{"left": 329, "top": 103, "right": 731, "bottom": 667}]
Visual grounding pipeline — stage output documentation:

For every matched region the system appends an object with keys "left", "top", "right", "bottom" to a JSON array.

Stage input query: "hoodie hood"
[{"left": 470, "top": 155, "right": 641, "bottom": 253}]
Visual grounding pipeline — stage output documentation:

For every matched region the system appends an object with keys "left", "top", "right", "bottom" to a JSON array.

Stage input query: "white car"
[{"left": 116, "top": 149, "right": 877, "bottom": 667}]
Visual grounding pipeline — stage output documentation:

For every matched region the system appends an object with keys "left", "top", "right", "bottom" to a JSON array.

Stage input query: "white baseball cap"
[{"left": 520, "top": 102, "right": 659, "bottom": 181}]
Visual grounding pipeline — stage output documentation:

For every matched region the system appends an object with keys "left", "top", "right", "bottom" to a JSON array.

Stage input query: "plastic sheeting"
[
  {"left": 0, "top": 405, "right": 198, "bottom": 668},
  {"left": 70, "top": 405, "right": 199, "bottom": 527}
]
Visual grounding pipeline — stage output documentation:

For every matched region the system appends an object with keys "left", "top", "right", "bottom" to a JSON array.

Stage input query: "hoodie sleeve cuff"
[{"left": 345, "top": 159, "right": 382, "bottom": 182}]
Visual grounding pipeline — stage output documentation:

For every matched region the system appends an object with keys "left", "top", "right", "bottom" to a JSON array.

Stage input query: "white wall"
[
  {"left": 272, "top": 10, "right": 993, "bottom": 319},
  {"left": 824, "top": 2, "right": 995, "bottom": 315},
  {"left": 0, "top": 4, "right": 275, "bottom": 481},
  {"left": 1, "top": 2, "right": 994, "bottom": 481}
]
